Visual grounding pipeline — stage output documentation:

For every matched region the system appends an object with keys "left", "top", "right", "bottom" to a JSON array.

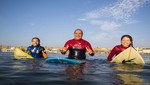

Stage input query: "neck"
[
  {"left": 32, "top": 44, "right": 40, "bottom": 47},
  {"left": 74, "top": 38, "right": 82, "bottom": 40},
  {"left": 121, "top": 44, "right": 130, "bottom": 48}
]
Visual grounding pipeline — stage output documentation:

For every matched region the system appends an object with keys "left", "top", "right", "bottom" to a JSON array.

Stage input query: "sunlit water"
[{"left": 0, "top": 52, "right": 150, "bottom": 85}]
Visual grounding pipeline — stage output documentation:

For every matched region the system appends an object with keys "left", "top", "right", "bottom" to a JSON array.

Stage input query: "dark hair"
[
  {"left": 32, "top": 37, "right": 40, "bottom": 44},
  {"left": 121, "top": 35, "right": 133, "bottom": 47},
  {"left": 74, "top": 29, "right": 83, "bottom": 36}
]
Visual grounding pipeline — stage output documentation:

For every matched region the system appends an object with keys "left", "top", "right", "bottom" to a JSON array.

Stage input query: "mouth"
[{"left": 123, "top": 43, "right": 129, "bottom": 45}]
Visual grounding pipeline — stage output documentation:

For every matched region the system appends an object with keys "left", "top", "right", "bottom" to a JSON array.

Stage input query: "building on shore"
[
  {"left": 0, "top": 45, "right": 150, "bottom": 54},
  {"left": 49, "top": 48, "right": 60, "bottom": 54},
  {"left": 138, "top": 48, "right": 150, "bottom": 54},
  {"left": 1, "top": 47, "right": 15, "bottom": 52},
  {"left": 93, "top": 47, "right": 111, "bottom": 54},
  {"left": 143, "top": 48, "right": 150, "bottom": 54}
]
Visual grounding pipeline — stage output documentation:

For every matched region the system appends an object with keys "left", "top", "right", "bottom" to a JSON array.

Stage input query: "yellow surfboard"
[
  {"left": 14, "top": 48, "right": 33, "bottom": 59},
  {"left": 111, "top": 47, "right": 145, "bottom": 65}
]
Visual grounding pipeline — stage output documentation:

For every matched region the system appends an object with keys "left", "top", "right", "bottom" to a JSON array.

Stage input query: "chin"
[
  {"left": 75, "top": 37, "right": 82, "bottom": 40},
  {"left": 75, "top": 39, "right": 81, "bottom": 40},
  {"left": 123, "top": 45, "right": 129, "bottom": 47}
]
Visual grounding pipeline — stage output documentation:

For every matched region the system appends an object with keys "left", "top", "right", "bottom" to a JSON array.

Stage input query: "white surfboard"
[
  {"left": 111, "top": 47, "right": 145, "bottom": 65},
  {"left": 14, "top": 48, "right": 33, "bottom": 59}
]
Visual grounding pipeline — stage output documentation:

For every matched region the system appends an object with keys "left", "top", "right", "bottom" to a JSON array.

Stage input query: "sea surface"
[{"left": 0, "top": 52, "right": 150, "bottom": 85}]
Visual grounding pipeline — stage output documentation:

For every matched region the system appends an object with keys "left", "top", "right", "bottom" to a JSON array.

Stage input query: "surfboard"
[
  {"left": 45, "top": 57, "right": 86, "bottom": 64},
  {"left": 14, "top": 48, "right": 34, "bottom": 59},
  {"left": 111, "top": 47, "right": 145, "bottom": 65}
]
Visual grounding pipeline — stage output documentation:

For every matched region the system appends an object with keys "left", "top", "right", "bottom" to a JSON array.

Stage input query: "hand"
[
  {"left": 86, "top": 47, "right": 93, "bottom": 54},
  {"left": 26, "top": 50, "right": 30, "bottom": 54},
  {"left": 60, "top": 45, "right": 69, "bottom": 53}
]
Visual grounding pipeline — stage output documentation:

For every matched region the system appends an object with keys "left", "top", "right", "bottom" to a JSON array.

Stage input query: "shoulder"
[
  {"left": 40, "top": 46, "right": 45, "bottom": 51},
  {"left": 27, "top": 46, "right": 33, "bottom": 51},
  {"left": 68, "top": 39, "right": 74, "bottom": 41},
  {"left": 113, "top": 45, "right": 120, "bottom": 49},
  {"left": 82, "top": 39, "right": 90, "bottom": 44},
  {"left": 27, "top": 46, "right": 33, "bottom": 49},
  {"left": 66, "top": 39, "right": 74, "bottom": 43},
  {"left": 114, "top": 45, "right": 121, "bottom": 48},
  {"left": 38, "top": 45, "right": 45, "bottom": 49},
  {"left": 113, "top": 45, "right": 122, "bottom": 50},
  {"left": 39, "top": 45, "right": 44, "bottom": 48}
]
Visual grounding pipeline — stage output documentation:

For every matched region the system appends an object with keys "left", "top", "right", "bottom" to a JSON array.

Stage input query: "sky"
[{"left": 0, "top": 0, "right": 150, "bottom": 48}]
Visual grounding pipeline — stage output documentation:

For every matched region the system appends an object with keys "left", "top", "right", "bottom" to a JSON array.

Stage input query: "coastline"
[{"left": 0, "top": 45, "right": 150, "bottom": 54}]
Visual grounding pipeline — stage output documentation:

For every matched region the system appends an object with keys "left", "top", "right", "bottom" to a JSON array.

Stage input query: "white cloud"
[
  {"left": 77, "top": 18, "right": 87, "bottom": 21},
  {"left": 90, "top": 33, "right": 110, "bottom": 41},
  {"left": 85, "top": 0, "right": 149, "bottom": 24},
  {"left": 90, "top": 20, "right": 102, "bottom": 25},
  {"left": 78, "top": 0, "right": 149, "bottom": 32},
  {"left": 89, "top": 31, "right": 127, "bottom": 43},
  {"left": 100, "top": 21, "right": 121, "bottom": 31},
  {"left": 89, "top": 20, "right": 121, "bottom": 31},
  {"left": 78, "top": 0, "right": 150, "bottom": 47},
  {"left": 108, "top": 0, "right": 149, "bottom": 23}
]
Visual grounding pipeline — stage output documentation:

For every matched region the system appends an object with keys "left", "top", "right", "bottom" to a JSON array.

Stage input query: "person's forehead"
[
  {"left": 122, "top": 37, "right": 130, "bottom": 39},
  {"left": 32, "top": 39, "right": 39, "bottom": 41},
  {"left": 75, "top": 30, "right": 82, "bottom": 33}
]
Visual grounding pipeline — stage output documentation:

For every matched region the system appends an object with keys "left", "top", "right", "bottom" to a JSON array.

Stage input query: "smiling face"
[
  {"left": 121, "top": 37, "right": 132, "bottom": 47},
  {"left": 32, "top": 39, "right": 40, "bottom": 46},
  {"left": 74, "top": 29, "right": 83, "bottom": 40}
]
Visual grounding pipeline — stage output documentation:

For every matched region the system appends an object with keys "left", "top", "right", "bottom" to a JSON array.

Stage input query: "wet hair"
[
  {"left": 74, "top": 29, "right": 83, "bottom": 36},
  {"left": 32, "top": 37, "right": 40, "bottom": 44},
  {"left": 121, "top": 35, "right": 133, "bottom": 47}
]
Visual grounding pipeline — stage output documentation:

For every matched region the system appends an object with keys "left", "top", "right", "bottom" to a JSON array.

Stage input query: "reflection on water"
[
  {"left": 65, "top": 62, "right": 91, "bottom": 80},
  {"left": 12, "top": 59, "right": 45, "bottom": 71},
  {"left": 113, "top": 64, "right": 144, "bottom": 72},
  {"left": 25, "top": 59, "right": 45, "bottom": 70},
  {"left": 113, "top": 64, "right": 144, "bottom": 85},
  {"left": 117, "top": 74, "right": 143, "bottom": 85}
]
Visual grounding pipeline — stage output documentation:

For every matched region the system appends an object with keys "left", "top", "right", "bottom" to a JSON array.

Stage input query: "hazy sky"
[{"left": 0, "top": 0, "right": 150, "bottom": 48}]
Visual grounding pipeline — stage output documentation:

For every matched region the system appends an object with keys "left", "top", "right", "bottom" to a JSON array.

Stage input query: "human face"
[
  {"left": 121, "top": 37, "right": 131, "bottom": 47},
  {"left": 74, "top": 30, "right": 83, "bottom": 40},
  {"left": 32, "top": 39, "right": 39, "bottom": 46}
]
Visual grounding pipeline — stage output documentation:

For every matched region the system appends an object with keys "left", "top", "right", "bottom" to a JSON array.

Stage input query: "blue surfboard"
[{"left": 45, "top": 58, "right": 86, "bottom": 64}]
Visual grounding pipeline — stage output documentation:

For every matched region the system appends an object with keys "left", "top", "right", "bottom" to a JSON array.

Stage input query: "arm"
[
  {"left": 85, "top": 42, "right": 95, "bottom": 56},
  {"left": 26, "top": 47, "right": 30, "bottom": 54},
  {"left": 26, "top": 50, "right": 30, "bottom": 54},
  {"left": 60, "top": 41, "right": 70, "bottom": 54},
  {"left": 40, "top": 47, "right": 48, "bottom": 58},
  {"left": 107, "top": 47, "right": 117, "bottom": 61},
  {"left": 42, "top": 51, "right": 48, "bottom": 58}
]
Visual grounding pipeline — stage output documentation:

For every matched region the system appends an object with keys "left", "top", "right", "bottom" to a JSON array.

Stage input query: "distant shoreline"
[{"left": 0, "top": 45, "right": 150, "bottom": 54}]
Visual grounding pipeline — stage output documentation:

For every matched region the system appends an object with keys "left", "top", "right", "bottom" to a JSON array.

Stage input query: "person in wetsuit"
[
  {"left": 60, "top": 29, "right": 94, "bottom": 60},
  {"left": 107, "top": 35, "right": 134, "bottom": 61},
  {"left": 26, "top": 37, "right": 48, "bottom": 58}
]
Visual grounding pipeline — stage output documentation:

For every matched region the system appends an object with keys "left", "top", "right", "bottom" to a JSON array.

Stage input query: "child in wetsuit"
[{"left": 26, "top": 37, "right": 48, "bottom": 58}]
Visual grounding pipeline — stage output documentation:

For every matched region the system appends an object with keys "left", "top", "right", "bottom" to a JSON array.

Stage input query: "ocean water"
[{"left": 0, "top": 52, "right": 150, "bottom": 85}]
